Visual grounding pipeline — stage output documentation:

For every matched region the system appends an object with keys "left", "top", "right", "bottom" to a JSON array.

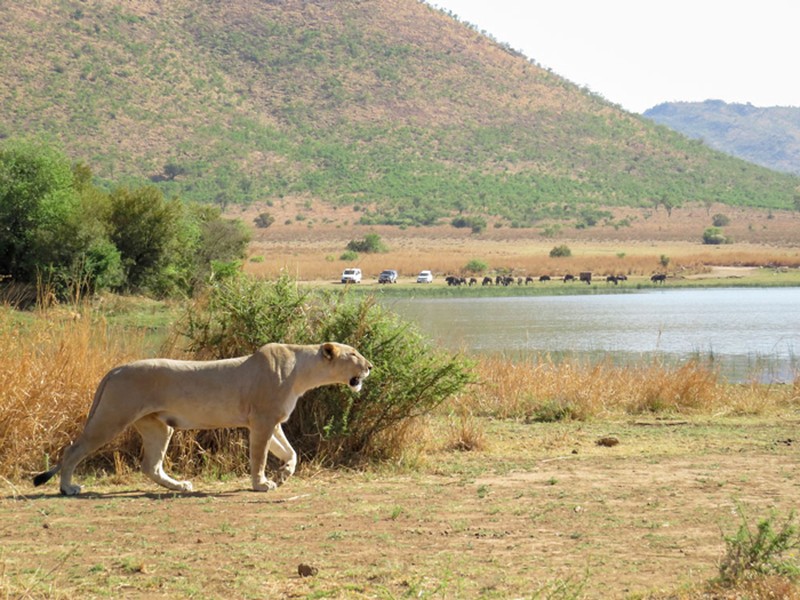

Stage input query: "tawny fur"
[{"left": 33, "top": 342, "right": 371, "bottom": 495}]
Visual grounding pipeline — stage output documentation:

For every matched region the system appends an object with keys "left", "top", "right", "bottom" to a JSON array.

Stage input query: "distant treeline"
[{"left": 0, "top": 139, "right": 250, "bottom": 300}]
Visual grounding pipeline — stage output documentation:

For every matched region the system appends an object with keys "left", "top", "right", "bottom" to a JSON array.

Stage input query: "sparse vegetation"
[{"left": 715, "top": 505, "right": 800, "bottom": 589}]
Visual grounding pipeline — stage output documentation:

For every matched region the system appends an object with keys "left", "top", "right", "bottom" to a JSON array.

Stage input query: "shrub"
[
  {"left": 549, "top": 244, "right": 572, "bottom": 258},
  {"left": 174, "top": 274, "right": 474, "bottom": 466},
  {"left": 451, "top": 216, "right": 487, "bottom": 234},
  {"left": 712, "top": 213, "right": 731, "bottom": 227},
  {"left": 464, "top": 259, "right": 488, "bottom": 274},
  {"left": 254, "top": 212, "right": 275, "bottom": 228},
  {"left": 717, "top": 505, "right": 800, "bottom": 587},
  {"left": 703, "top": 227, "right": 731, "bottom": 245},
  {"left": 346, "top": 233, "right": 388, "bottom": 253}
]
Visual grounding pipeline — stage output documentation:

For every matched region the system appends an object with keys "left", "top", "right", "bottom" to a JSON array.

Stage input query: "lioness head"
[{"left": 321, "top": 342, "right": 372, "bottom": 392}]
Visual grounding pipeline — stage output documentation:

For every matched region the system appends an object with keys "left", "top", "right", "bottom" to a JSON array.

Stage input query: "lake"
[{"left": 385, "top": 287, "right": 800, "bottom": 383}]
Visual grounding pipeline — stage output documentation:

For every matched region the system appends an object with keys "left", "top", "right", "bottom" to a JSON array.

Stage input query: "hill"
[
  {"left": 1, "top": 0, "right": 798, "bottom": 228},
  {"left": 644, "top": 100, "right": 800, "bottom": 176}
]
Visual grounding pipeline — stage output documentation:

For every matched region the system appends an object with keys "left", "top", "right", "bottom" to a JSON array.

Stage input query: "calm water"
[{"left": 385, "top": 287, "right": 800, "bottom": 382}]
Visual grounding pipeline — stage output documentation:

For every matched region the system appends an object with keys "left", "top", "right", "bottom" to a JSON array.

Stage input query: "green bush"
[
  {"left": 717, "top": 505, "right": 800, "bottom": 587},
  {"left": 451, "top": 216, "right": 487, "bottom": 234},
  {"left": 464, "top": 259, "right": 488, "bottom": 274},
  {"left": 549, "top": 244, "right": 572, "bottom": 258},
  {"left": 346, "top": 232, "right": 388, "bottom": 253},
  {"left": 254, "top": 212, "right": 275, "bottom": 228},
  {"left": 702, "top": 226, "right": 732, "bottom": 245},
  {"left": 712, "top": 213, "right": 731, "bottom": 227},
  {"left": 175, "top": 274, "right": 474, "bottom": 466}
]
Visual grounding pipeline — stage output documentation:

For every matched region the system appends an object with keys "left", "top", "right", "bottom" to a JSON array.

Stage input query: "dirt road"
[{"left": 2, "top": 418, "right": 798, "bottom": 598}]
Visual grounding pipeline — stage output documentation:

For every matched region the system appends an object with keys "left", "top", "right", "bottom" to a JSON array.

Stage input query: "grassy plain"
[{"left": 2, "top": 203, "right": 800, "bottom": 598}]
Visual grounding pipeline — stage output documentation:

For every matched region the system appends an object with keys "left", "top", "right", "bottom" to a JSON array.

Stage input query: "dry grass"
[
  {"left": 0, "top": 306, "right": 150, "bottom": 480},
  {"left": 467, "top": 354, "right": 800, "bottom": 422}
]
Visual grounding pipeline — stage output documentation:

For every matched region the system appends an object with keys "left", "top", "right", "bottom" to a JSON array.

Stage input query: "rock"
[
  {"left": 298, "top": 563, "right": 318, "bottom": 578},
  {"left": 596, "top": 436, "right": 620, "bottom": 447}
]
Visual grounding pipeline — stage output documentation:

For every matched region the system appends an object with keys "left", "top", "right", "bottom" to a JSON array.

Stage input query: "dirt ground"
[{"left": 3, "top": 417, "right": 799, "bottom": 599}]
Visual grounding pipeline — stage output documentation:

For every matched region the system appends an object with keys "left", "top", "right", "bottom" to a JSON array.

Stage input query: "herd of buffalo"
[{"left": 443, "top": 272, "right": 669, "bottom": 287}]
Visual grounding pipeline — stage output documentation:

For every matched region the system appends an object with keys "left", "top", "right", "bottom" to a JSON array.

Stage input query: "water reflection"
[{"left": 386, "top": 288, "right": 800, "bottom": 383}]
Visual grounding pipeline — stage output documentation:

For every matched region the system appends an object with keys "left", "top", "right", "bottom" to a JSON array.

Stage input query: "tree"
[
  {"left": 163, "top": 161, "right": 186, "bottom": 181},
  {"left": 0, "top": 140, "right": 76, "bottom": 280},
  {"left": 108, "top": 186, "right": 182, "bottom": 293},
  {"left": 0, "top": 140, "right": 123, "bottom": 297}
]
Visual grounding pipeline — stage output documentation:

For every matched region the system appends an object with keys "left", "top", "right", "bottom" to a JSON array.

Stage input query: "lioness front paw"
[
  {"left": 252, "top": 479, "right": 278, "bottom": 492},
  {"left": 60, "top": 484, "right": 82, "bottom": 496},
  {"left": 175, "top": 480, "right": 193, "bottom": 492}
]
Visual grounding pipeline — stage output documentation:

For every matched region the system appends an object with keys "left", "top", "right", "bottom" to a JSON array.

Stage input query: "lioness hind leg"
[
  {"left": 269, "top": 424, "right": 297, "bottom": 485},
  {"left": 134, "top": 416, "right": 193, "bottom": 493},
  {"left": 57, "top": 415, "right": 134, "bottom": 495}
]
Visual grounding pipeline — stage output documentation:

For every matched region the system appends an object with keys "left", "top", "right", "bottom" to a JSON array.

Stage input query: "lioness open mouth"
[{"left": 349, "top": 376, "right": 362, "bottom": 389}]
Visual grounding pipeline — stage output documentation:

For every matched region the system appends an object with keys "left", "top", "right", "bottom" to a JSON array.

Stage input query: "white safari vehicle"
[{"left": 341, "top": 268, "right": 362, "bottom": 284}]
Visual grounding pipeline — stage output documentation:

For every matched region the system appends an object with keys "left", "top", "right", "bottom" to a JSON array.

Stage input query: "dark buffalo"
[
  {"left": 445, "top": 276, "right": 467, "bottom": 286},
  {"left": 563, "top": 274, "right": 575, "bottom": 283},
  {"left": 539, "top": 275, "right": 551, "bottom": 282},
  {"left": 579, "top": 272, "right": 592, "bottom": 285},
  {"left": 525, "top": 276, "right": 534, "bottom": 285},
  {"left": 482, "top": 276, "right": 493, "bottom": 286},
  {"left": 651, "top": 273, "right": 667, "bottom": 284}
]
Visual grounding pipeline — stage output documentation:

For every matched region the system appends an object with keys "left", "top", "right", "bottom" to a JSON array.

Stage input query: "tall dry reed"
[
  {"left": 0, "top": 307, "right": 147, "bottom": 480},
  {"left": 468, "top": 354, "right": 800, "bottom": 420}
]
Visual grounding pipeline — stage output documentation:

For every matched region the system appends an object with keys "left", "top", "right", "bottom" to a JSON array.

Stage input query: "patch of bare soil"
[
  {"left": 2, "top": 419, "right": 799, "bottom": 598},
  {"left": 685, "top": 266, "right": 759, "bottom": 279}
]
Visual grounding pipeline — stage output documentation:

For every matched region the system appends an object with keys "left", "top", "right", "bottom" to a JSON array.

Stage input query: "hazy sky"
[{"left": 426, "top": 1, "right": 799, "bottom": 113}]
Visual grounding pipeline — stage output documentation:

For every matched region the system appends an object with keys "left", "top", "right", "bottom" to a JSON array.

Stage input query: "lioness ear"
[{"left": 322, "top": 342, "right": 339, "bottom": 361}]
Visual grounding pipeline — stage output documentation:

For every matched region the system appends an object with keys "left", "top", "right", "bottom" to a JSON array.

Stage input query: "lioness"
[{"left": 33, "top": 342, "right": 372, "bottom": 495}]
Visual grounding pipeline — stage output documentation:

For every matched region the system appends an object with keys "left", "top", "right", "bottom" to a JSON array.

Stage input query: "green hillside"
[{"left": 1, "top": 0, "right": 798, "bottom": 227}]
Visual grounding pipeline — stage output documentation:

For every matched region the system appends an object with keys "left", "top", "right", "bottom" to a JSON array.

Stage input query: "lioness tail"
[{"left": 33, "top": 466, "right": 59, "bottom": 487}]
